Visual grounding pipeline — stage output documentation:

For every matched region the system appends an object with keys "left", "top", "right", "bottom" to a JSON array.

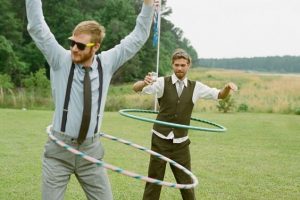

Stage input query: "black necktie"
[{"left": 77, "top": 67, "right": 92, "bottom": 144}]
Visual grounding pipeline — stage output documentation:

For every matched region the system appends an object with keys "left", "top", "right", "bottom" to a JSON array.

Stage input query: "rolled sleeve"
[
  {"left": 141, "top": 77, "right": 164, "bottom": 98},
  {"left": 193, "top": 81, "right": 220, "bottom": 103}
]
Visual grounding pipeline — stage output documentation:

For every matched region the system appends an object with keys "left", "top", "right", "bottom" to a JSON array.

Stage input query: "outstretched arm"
[
  {"left": 133, "top": 72, "right": 155, "bottom": 92},
  {"left": 218, "top": 82, "right": 238, "bottom": 99}
]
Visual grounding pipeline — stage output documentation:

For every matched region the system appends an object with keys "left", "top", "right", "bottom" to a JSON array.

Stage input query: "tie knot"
[
  {"left": 83, "top": 67, "right": 91, "bottom": 73},
  {"left": 178, "top": 80, "right": 184, "bottom": 86}
]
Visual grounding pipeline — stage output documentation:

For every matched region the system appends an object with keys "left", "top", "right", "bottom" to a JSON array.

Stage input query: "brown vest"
[{"left": 153, "top": 76, "right": 196, "bottom": 138}]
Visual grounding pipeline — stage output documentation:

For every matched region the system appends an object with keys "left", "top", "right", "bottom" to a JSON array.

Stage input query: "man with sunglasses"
[
  {"left": 133, "top": 49, "right": 238, "bottom": 200},
  {"left": 26, "top": 0, "right": 156, "bottom": 199}
]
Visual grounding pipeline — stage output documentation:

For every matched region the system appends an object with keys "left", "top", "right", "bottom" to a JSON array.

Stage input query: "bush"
[
  {"left": 217, "top": 94, "right": 235, "bottom": 113},
  {"left": 238, "top": 103, "right": 248, "bottom": 112},
  {"left": 0, "top": 74, "right": 14, "bottom": 104},
  {"left": 0, "top": 74, "right": 14, "bottom": 89},
  {"left": 295, "top": 108, "right": 300, "bottom": 115},
  {"left": 22, "top": 68, "right": 50, "bottom": 97}
]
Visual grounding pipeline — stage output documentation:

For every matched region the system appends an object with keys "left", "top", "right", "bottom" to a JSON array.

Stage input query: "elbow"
[
  {"left": 27, "top": 24, "right": 34, "bottom": 33},
  {"left": 27, "top": 23, "right": 42, "bottom": 35}
]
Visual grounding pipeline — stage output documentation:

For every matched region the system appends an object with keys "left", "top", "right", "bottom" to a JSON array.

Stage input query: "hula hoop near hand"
[
  {"left": 119, "top": 109, "right": 227, "bottom": 132},
  {"left": 46, "top": 125, "right": 198, "bottom": 189}
]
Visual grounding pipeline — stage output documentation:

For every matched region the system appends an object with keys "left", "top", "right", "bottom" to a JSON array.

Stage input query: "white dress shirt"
[{"left": 142, "top": 74, "right": 220, "bottom": 143}]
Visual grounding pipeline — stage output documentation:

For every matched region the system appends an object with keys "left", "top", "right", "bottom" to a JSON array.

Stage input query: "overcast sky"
[{"left": 165, "top": 0, "right": 300, "bottom": 58}]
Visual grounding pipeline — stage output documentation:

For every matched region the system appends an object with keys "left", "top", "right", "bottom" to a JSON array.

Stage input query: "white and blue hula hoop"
[{"left": 46, "top": 125, "right": 198, "bottom": 189}]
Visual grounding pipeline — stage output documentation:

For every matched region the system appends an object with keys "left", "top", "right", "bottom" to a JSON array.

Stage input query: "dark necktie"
[{"left": 77, "top": 67, "right": 92, "bottom": 144}]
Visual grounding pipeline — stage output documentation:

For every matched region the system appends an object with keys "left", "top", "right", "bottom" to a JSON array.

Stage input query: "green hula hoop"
[{"left": 119, "top": 109, "right": 227, "bottom": 132}]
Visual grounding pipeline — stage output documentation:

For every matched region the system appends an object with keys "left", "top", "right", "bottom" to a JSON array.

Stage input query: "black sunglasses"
[{"left": 68, "top": 38, "right": 95, "bottom": 51}]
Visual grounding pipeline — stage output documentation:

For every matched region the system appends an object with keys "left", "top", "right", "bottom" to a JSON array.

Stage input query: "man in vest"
[
  {"left": 26, "top": 0, "right": 157, "bottom": 199},
  {"left": 133, "top": 48, "right": 237, "bottom": 200}
]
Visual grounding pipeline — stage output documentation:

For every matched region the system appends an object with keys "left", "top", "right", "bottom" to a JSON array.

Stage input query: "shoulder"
[{"left": 187, "top": 79, "right": 196, "bottom": 88}]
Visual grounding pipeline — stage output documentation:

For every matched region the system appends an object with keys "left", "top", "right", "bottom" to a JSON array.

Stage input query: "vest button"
[
  {"left": 174, "top": 114, "right": 177, "bottom": 117},
  {"left": 177, "top": 100, "right": 180, "bottom": 103}
]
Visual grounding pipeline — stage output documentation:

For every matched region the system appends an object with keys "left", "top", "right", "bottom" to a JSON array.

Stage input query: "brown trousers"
[{"left": 143, "top": 134, "right": 195, "bottom": 200}]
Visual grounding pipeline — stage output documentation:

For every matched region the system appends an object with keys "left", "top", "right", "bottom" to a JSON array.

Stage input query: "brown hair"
[
  {"left": 72, "top": 20, "right": 106, "bottom": 44},
  {"left": 171, "top": 48, "right": 192, "bottom": 65}
]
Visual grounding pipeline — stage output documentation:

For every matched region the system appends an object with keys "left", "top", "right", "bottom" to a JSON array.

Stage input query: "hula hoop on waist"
[
  {"left": 46, "top": 125, "right": 198, "bottom": 189},
  {"left": 119, "top": 109, "right": 227, "bottom": 132}
]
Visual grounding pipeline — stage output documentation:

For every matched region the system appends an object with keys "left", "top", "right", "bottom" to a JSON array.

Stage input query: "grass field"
[{"left": 0, "top": 109, "right": 299, "bottom": 199}]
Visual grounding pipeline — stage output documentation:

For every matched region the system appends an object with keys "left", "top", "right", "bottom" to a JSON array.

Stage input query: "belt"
[{"left": 50, "top": 129, "right": 100, "bottom": 146}]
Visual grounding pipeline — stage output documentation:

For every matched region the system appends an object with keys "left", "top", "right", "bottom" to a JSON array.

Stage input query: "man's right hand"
[{"left": 144, "top": 72, "right": 157, "bottom": 85}]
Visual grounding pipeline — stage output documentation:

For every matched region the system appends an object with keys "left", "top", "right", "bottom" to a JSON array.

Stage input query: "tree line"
[
  {"left": 0, "top": 0, "right": 198, "bottom": 87},
  {"left": 196, "top": 56, "right": 300, "bottom": 73}
]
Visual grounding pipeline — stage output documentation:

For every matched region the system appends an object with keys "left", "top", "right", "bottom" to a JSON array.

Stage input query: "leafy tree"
[
  {"left": 0, "top": 36, "right": 28, "bottom": 86},
  {"left": 1, "top": 0, "right": 199, "bottom": 85},
  {"left": 0, "top": 0, "right": 23, "bottom": 43},
  {"left": 217, "top": 95, "right": 235, "bottom": 113},
  {"left": 197, "top": 56, "right": 300, "bottom": 73}
]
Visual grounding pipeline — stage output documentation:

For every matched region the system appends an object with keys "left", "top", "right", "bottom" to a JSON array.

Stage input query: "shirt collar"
[
  {"left": 77, "top": 56, "right": 97, "bottom": 71},
  {"left": 171, "top": 74, "right": 187, "bottom": 87}
]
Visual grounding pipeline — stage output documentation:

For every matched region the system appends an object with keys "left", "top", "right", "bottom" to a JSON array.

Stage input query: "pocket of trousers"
[{"left": 43, "top": 139, "right": 66, "bottom": 158}]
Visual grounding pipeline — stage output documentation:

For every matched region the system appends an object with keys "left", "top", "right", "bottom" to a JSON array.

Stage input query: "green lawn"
[{"left": 0, "top": 109, "right": 299, "bottom": 199}]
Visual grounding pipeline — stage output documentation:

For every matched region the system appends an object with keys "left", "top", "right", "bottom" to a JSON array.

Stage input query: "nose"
[{"left": 71, "top": 44, "right": 79, "bottom": 51}]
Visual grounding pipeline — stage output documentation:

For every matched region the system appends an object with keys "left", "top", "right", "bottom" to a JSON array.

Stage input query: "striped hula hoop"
[
  {"left": 119, "top": 109, "right": 227, "bottom": 132},
  {"left": 46, "top": 125, "right": 198, "bottom": 189}
]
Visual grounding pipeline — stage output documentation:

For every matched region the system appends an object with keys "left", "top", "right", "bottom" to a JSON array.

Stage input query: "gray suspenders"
[{"left": 60, "top": 57, "right": 103, "bottom": 134}]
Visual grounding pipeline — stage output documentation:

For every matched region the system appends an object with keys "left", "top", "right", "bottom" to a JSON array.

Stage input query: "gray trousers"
[{"left": 42, "top": 131, "right": 113, "bottom": 200}]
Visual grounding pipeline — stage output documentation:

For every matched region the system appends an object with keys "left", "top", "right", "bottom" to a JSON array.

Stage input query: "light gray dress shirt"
[{"left": 26, "top": 0, "right": 154, "bottom": 138}]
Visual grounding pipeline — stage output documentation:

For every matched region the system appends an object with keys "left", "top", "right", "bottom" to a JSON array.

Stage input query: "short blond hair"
[
  {"left": 72, "top": 20, "right": 106, "bottom": 44},
  {"left": 171, "top": 49, "right": 192, "bottom": 65}
]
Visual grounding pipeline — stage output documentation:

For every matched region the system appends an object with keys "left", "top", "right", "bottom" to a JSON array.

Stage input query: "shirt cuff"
[
  {"left": 141, "top": 85, "right": 152, "bottom": 94},
  {"left": 213, "top": 89, "right": 221, "bottom": 100}
]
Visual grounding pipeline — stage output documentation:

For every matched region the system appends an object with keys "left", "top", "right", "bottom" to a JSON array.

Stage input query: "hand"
[
  {"left": 144, "top": 0, "right": 158, "bottom": 6},
  {"left": 225, "top": 82, "right": 238, "bottom": 92},
  {"left": 144, "top": 72, "right": 156, "bottom": 85}
]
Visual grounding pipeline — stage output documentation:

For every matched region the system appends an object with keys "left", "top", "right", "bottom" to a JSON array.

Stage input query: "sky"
[{"left": 165, "top": 0, "right": 300, "bottom": 58}]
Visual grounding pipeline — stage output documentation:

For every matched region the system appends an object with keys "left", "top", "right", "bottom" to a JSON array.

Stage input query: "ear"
[
  {"left": 187, "top": 62, "right": 191, "bottom": 69},
  {"left": 93, "top": 43, "right": 101, "bottom": 53}
]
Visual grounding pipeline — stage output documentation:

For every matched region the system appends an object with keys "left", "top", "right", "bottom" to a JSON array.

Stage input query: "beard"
[
  {"left": 175, "top": 71, "right": 186, "bottom": 80},
  {"left": 71, "top": 48, "right": 93, "bottom": 64}
]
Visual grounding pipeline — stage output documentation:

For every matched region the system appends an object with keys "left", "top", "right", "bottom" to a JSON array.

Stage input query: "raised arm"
[
  {"left": 26, "top": 0, "right": 66, "bottom": 70},
  {"left": 101, "top": 0, "right": 156, "bottom": 74}
]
